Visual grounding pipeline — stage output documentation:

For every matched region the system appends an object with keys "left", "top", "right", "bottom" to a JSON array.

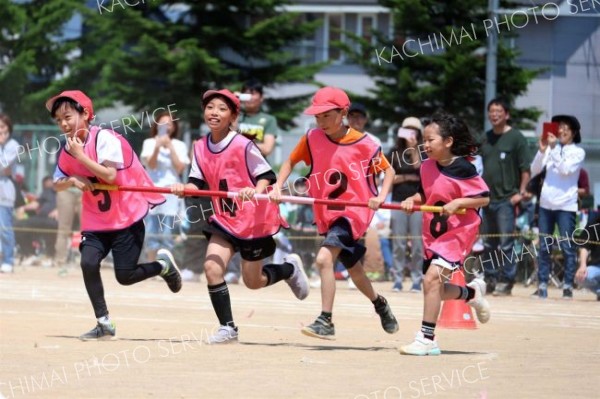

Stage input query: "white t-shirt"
[
  {"left": 189, "top": 131, "right": 272, "bottom": 181},
  {"left": 0, "top": 138, "right": 20, "bottom": 207},
  {"left": 53, "top": 129, "right": 125, "bottom": 182},
  {"left": 141, "top": 138, "right": 190, "bottom": 216}
]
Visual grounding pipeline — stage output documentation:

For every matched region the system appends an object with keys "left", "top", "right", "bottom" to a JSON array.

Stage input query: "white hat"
[{"left": 401, "top": 117, "right": 423, "bottom": 133}]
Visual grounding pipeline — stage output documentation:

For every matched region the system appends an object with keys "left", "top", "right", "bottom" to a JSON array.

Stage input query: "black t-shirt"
[
  {"left": 582, "top": 214, "right": 600, "bottom": 266},
  {"left": 37, "top": 188, "right": 56, "bottom": 217},
  {"left": 387, "top": 148, "right": 420, "bottom": 202}
]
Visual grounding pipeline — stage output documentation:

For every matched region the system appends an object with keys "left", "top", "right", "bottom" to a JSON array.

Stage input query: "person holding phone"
[
  {"left": 141, "top": 111, "right": 190, "bottom": 262},
  {"left": 530, "top": 115, "right": 585, "bottom": 299}
]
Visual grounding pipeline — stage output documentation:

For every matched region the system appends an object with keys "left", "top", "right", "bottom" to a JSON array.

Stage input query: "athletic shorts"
[
  {"left": 203, "top": 222, "right": 276, "bottom": 262},
  {"left": 80, "top": 219, "right": 145, "bottom": 266},
  {"left": 423, "top": 255, "right": 461, "bottom": 274},
  {"left": 321, "top": 218, "right": 366, "bottom": 269}
]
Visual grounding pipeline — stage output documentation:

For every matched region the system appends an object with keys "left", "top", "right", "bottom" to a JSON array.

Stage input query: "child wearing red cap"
[
  {"left": 47, "top": 90, "right": 182, "bottom": 341},
  {"left": 270, "top": 86, "right": 399, "bottom": 340},
  {"left": 170, "top": 89, "right": 309, "bottom": 344}
]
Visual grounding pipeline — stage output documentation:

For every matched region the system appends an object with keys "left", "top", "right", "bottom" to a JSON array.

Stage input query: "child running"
[
  {"left": 399, "top": 112, "right": 491, "bottom": 356},
  {"left": 171, "top": 89, "right": 309, "bottom": 344},
  {"left": 271, "top": 86, "right": 399, "bottom": 340},
  {"left": 47, "top": 90, "right": 182, "bottom": 341}
]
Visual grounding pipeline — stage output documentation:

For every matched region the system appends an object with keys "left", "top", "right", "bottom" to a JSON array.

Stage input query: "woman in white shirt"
[
  {"left": 141, "top": 113, "right": 190, "bottom": 261},
  {"left": 531, "top": 115, "right": 585, "bottom": 299},
  {"left": 0, "top": 113, "right": 20, "bottom": 273}
]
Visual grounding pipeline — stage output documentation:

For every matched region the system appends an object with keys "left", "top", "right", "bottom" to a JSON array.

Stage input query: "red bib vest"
[
  {"left": 57, "top": 126, "right": 165, "bottom": 232},
  {"left": 306, "top": 128, "right": 379, "bottom": 240}
]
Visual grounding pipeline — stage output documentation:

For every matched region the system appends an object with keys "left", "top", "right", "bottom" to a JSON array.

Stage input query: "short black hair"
[
  {"left": 430, "top": 112, "right": 479, "bottom": 157},
  {"left": 487, "top": 98, "right": 510, "bottom": 114},
  {"left": 50, "top": 97, "right": 85, "bottom": 118},
  {"left": 242, "top": 79, "right": 263, "bottom": 96}
]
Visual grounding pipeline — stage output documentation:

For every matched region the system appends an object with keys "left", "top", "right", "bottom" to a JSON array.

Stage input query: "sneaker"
[
  {"left": 347, "top": 278, "right": 357, "bottom": 290},
  {"left": 467, "top": 278, "right": 490, "bottom": 323},
  {"left": 157, "top": 249, "right": 182, "bottom": 293},
  {"left": 0, "top": 263, "right": 13, "bottom": 273},
  {"left": 375, "top": 296, "right": 399, "bottom": 334},
  {"left": 392, "top": 281, "right": 403, "bottom": 292},
  {"left": 79, "top": 321, "right": 116, "bottom": 341},
  {"left": 207, "top": 325, "right": 239, "bottom": 344},
  {"left": 224, "top": 272, "right": 239, "bottom": 284},
  {"left": 284, "top": 254, "right": 309, "bottom": 300},
  {"left": 301, "top": 317, "right": 335, "bottom": 340},
  {"left": 492, "top": 282, "right": 512, "bottom": 297},
  {"left": 410, "top": 283, "right": 421, "bottom": 293},
  {"left": 531, "top": 288, "right": 547, "bottom": 299},
  {"left": 399, "top": 332, "right": 441, "bottom": 356},
  {"left": 181, "top": 268, "right": 200, "bottom": 282},
  {"left": 562, "top": 288, "right": 573, "bottom": 299}
]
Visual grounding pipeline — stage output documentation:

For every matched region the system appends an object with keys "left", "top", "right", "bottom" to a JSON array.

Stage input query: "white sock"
[{"left": 97, "top": 315, "right": 110, "bottom": 324}]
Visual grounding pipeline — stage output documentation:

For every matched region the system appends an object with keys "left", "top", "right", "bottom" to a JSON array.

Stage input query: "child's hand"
[
  {"left": 238, "top": 187, "right": 256, "bottom": 200},
  {"left": 67, "top": 136, "right": 84, "bottom": 159},
  {"left": 442, "top": 200, "right": 462, "bottom": 215},
  {"left": 400, "top": 199, "right": 414, "bottom": 213},
  {"left": 368, "top": 196, "right": 385, "bottom": 210},
  {"left": 170, "top": 183, "right": 186, "bottom": 197},
  {"left": 268, "top": 186, "right": 282, "bottom": 203},
  {"left": 71, "top": 176, "right": 93, "bottom": 191}
]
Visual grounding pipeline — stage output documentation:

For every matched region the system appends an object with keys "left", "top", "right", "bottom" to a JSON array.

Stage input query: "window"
[{"left": 325, "top": 14, "right": 344, "bottom": 63}]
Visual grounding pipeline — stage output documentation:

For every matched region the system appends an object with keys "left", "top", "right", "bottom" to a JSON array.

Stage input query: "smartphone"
[
  {"left": 542, "top": 122, "right": 559, "bottom": 141},
  {"left": 237, "top": 93, "right": 252, "bottom": 101},
  {"left": 398, "top": 127, "right": 416, "bottom": 140},
  {"left": 157, "top": 124, "right": 169, "bottom": 137}
]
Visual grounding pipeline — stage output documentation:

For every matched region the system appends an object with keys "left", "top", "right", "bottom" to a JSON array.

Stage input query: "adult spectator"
[
  {"left": 14, "top": 176, "right": 58, "bottom": 262},
  {"left": 0, "top": 113, "right": 20, "bottom": 273},
  {"left": 576, "top": 212, "right": 600, "bottom": 301},
  {"left": 531, "top": 115, "right": 585, "bottom": 299},
  {"left": 386, "top": 117, "right": 424, "bottom": 292},
  {"left": 237, "top": 79, "right": 280, "bottom": 157},
  {"left": 141, "top": 111, "right": 190, "bottom": 261},
  {"left": 480, "top": 98, "right": 531, "bottom": 296},
  {"left": 347, "top": 102, "right": 382, "bottom": 146}
]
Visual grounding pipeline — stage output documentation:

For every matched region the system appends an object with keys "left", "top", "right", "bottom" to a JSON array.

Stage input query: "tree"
[
  {"left": 342, "top": 0, "right": 541, "bottom": 133},
  {"left": 1, "top": 0, "right": 322, "bottom": 128}
]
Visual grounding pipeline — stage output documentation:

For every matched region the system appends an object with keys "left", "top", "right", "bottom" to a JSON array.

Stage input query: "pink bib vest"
[
  {"left": 306, "top": 129, "right": 379, "bottom": 240},
  {"left": 195, "top": 133, "right": 285, "bottom": 239},
  {"left": 420, "top": 159, "right": 488, "bottom": 263},
  {"left": 57, "top": 126, "right": 165, "bottom": 232}
]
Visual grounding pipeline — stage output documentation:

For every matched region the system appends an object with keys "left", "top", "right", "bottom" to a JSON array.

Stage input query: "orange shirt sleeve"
[
  {"left": 372, "top": 151, "right": 391, "bottom": 174},
  {"left": 289, "top": 135, "right": 311, "bottom": 166}
]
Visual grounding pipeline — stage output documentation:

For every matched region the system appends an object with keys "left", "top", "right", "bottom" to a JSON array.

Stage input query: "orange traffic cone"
[{"left": 437, "top": 270, "right": 477, "bottom": 329}]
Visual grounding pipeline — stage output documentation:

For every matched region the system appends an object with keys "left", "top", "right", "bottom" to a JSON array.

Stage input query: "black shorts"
[
  {"left": 321, "top": 218, "right": 366, "bottom": 269},
  {"left": 203, "top": 222, "right": 276, "bottom": 262},
  {"left": 80, "top": 219, "right": 145, "bottom": 266}
]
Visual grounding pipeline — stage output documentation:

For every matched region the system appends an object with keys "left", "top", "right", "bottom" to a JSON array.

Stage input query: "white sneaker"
[
  {"left": 206, "top": 325, "right": 238, "bottom": 344},
  {"left": 347, "top": 278, "right": 357, "bottom": 290},
  {"left": 181, "top": 268, "right": 200, "bottom": 282},
  {"left": 467, "top": 277, "right": 490, "bottom": 323},
  {"left": 224, "top": 272, "right": 239, "bottom": 284},
  {"left": 0, "top": 263, "right": 13, "bottom": 273},
  {"left": 399, "top": 332, "right": 441, "bottom": 356},
  {"left": 309, "top": 278, "right": 321, "bottom": 289},
  {"left": 284, "top": 254, "right": 309, "bottom": 300}
]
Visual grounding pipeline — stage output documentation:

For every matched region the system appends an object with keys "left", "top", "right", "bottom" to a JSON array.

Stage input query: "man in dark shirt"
[
  {"left": 479, "top": 98, "right": 531, "bottom": 296},
  {"left": 576, "top": 212, "right": 600, "bottom": 301}
]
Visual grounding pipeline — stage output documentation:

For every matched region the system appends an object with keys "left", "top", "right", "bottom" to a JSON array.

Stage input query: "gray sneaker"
[
  {"left": 157, "top": 249, "right": 182, "bottom": 293},
  {"left": 375, "top": 297, "right": 399, "bottom": 334},
  {"left": 284, "top": 254, "right": 309, "bottom": 300},
  {"left": 79, "top": 321, "right": 116, "bottom": 341},
  {"left": 301, "top": 317, "right": 335, "bottom": 340},
  {"left": 206, "top": 325, "right": 239, "bottom": 344}
]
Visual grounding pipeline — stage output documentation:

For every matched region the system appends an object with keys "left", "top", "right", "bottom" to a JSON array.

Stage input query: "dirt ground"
[{"left": 1, "top": 266, "right": 599, "bottom": 399}]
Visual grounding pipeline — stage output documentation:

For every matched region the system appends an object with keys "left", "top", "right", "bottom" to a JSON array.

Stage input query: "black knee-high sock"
[
  {"left": 208, "top": 282, "right": 235, "bottom": 329},
  {"left": 262, "top": 262, "right": 294, "bottom": 287}
]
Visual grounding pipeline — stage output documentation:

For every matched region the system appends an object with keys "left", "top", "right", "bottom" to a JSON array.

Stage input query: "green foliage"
[
  {"left": 0, "top": 0, "right": 322, "bottom": 128},
  {"left": 343, "top": 0, "right": 542, "bottom": 133}
]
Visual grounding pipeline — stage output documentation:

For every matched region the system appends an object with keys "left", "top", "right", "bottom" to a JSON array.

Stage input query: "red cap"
[
  {"left": 45, "top": 90, "right": 95, "bottom": 121},
  {"left": 304, "top": 87, "right": 350, "bottom": 115},
  {"left": 202, "top": 89, "right": 240, "bottom": 113}
]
